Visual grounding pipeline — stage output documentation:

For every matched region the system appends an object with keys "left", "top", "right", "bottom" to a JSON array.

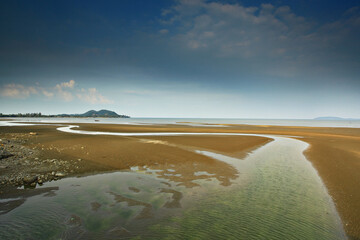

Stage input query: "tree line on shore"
[
  {"left": 0, "top": 113, "right": 43, "bottom": 117},
  {"left": 0, "top": 109, "right": 130, "bottom": 118}
]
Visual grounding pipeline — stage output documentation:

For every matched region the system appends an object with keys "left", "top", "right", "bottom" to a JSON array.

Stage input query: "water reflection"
[
  {"left": 132, "top": 157, "right": 238, "bottom": 188},
  {"left": 109, "top": 191, "right": 154, "bottom": 219},
  {"left": 136, "top": 138, "right": 240, "bottom": 187},
  {"left": 160, "top": 188, "right": 183, "bottom": 208},
  {"left": 0, "top": 198, "right": 26, "bottom": 215},
  {"left": 0, "top": 187, "right": 59, "bottom": 215}
]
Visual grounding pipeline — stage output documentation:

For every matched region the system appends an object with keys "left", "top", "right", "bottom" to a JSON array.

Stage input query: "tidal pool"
[{"left": 0, "top": 135, "right": 347, "bottom": 239}]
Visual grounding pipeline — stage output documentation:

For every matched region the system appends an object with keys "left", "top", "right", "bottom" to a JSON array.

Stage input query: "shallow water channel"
[{"left": 0, "top": 131, "right": 347, "bottom": 239}]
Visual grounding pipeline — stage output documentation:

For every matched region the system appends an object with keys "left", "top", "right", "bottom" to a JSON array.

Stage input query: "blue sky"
[{"left": 0, "top": 0, "right": 359, "bottom": 118}]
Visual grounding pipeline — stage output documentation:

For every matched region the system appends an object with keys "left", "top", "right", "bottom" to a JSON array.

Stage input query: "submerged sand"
[{"left": 0, "top": 121, "right": 359, "bottom": 238}]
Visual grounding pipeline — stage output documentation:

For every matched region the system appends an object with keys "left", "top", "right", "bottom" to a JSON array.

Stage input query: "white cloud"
[
  {"left": 57, "top": 89, "right": 73, "bottom": 102},
  {"left": 55, "top": 80, "right": 75, "bottom": 101},
  {"left": 56, "top": 80, "right": 75, "bottom": 89},
  {"left": 0, "top": 84, "right": 38, "bottom": 99},
  {"left": 42, "top": 90, "right": 54, "bottom": 98},
  {"left": 77, "top": 88, "right": 113, "bottom": 104}
]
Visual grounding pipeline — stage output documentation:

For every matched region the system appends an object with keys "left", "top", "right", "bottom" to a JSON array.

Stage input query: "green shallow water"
[
  {"left": 0, "top": 136, "right": 347, "bottom": 239},
  {"left": 150, "top": 137, "right": 346, "bottom": 239}
]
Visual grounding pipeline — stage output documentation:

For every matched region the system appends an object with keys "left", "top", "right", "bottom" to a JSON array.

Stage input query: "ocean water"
[{"left": 3, "top": 117, "right": 360, "bottom": 128}]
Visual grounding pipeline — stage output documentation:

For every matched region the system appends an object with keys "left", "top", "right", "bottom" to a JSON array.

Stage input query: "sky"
[{"left": 0, "top": 0, "right": 359, "bottom": 118}]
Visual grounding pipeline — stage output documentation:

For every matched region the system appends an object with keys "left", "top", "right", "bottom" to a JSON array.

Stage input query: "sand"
[{"left": 0, "top": 121, "right": 359, "bottom": 238}]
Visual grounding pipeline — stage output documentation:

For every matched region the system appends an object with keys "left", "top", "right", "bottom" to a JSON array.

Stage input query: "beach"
[{"left": 0, "top": 121, "right": 359, "bottom": 239}]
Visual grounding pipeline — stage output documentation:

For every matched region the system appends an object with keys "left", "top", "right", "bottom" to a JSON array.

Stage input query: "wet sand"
[
  {"left": 0, "top": 124, "right": 271, "bottom": 189},
  {"left": 0, "top": 122, "right": 359, "bottom": 238}
]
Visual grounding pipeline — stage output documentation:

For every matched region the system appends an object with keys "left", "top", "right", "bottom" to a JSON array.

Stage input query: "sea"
[{"left": 4, "top": 117, "right": 360, "bottom": 128}]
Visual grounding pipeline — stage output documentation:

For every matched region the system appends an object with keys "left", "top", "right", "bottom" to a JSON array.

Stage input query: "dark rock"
[{"left": 23, "top": 176, "right": 38, "bottom": 184}]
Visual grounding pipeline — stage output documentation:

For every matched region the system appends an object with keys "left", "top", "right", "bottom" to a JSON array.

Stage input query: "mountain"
[
  {"left": 58, "top": 110, "right": 130, "bottom": 118},
  {"left": 81, "top": 110, "right": 119, "bottom": 117},
  {"left": 314, "top": 116, "right": 344, "bottom": 120}
]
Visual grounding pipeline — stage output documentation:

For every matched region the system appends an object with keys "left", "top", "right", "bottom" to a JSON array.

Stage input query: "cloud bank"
[
  {"left": 159, "top": 0, "right": 360, "bottom": 78},
  {"left": 0, "top": 80, "right": 113, "bottom": 104},
  {"left": 0, "top": 84, "right": 38, "bottom": 99}
]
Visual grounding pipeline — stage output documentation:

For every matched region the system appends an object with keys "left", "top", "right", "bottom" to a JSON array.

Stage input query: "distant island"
[
  {"left": 314, "top": 117, "right": 358, "bottom": 120},
  {"left": 0, "top": 109, "right": 130, "bottom": 118}
]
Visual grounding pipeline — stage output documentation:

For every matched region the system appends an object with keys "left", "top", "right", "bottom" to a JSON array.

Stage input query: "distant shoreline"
[
  {"left": 0, "top": 116, "right": 130, "bottom": 118},
  {"left": 0, "top": 109, "right": 130, "bottom": 118}
]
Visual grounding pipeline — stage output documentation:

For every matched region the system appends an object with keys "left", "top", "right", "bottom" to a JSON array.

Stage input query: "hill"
[
  {"left": 81, "top": 110, "right": 119, "bottom": 117},
  {"left": 314, "top": 116, "right": 344, "bottom": 120},
  {"left": 314, "top": 117, "right": 358, "bottom": 120},
  {"left": 58, "top": 110, "right": 130, "bottom": 118}
]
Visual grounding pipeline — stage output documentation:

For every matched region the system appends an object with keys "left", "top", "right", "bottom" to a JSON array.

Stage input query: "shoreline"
[{"left": 0, "top": 121, "right": 359, "bottom": 238}]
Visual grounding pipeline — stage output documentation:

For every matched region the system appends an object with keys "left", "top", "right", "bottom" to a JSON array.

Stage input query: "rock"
[
  {"left": 29, "top": 132, "right": 37, "bottom": 136},
  {"left": 67, "top": 214, "right": 82, "bottom": 226},
  {"left": 90, "top": 202, "right": 101, "bottom": 211},
  {"left": 23, "top": 176, "right": 38, "bottom": 184},
  {"left": 0, "top": 150, "right": 13, "bottom": 160},
  {"left": 51, "top": 171, "right": 55, "bottom": 176},
  {"left": 55, "top": 172, "right": 66, "bottom": 177},
  {"left": 128, "top": 187, "right": 140, "bottom": 193}
]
